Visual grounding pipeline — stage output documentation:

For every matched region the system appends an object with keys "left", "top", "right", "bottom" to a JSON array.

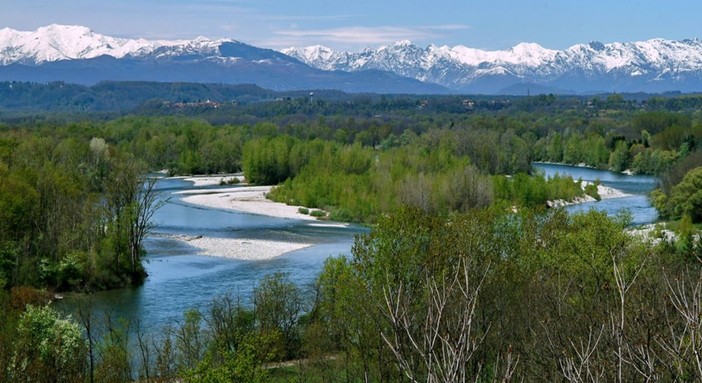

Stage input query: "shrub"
[
  {"left": 297, "top": 207, "right": 309, "bottom": 215},
  {"left": 310, "top": 210, "right": 326, "bottom": 218},
  {"left": 584, "top": 180, "right": 601, "bottom": 201},
  {"left": 10, "top": 287, "right": 51, "bottom": 311}
]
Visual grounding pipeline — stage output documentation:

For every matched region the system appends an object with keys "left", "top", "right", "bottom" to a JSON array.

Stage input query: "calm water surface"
[
  {"left": 533, "top": 163, "right": 658, "bottom": 225},
  {"left": 59, "top": 177, "right": 366, "bottom": 335}
]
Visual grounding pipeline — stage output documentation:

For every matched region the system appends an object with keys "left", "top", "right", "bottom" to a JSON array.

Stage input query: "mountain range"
[
  {"left": 2, "top": 25, "right": 702, "bottom": 94},
  {"left": 0, "top": 25, "right": 446, "bottom": 94},
  {"left": 284, "top": 39, "right": 702, "bottom": 94}
]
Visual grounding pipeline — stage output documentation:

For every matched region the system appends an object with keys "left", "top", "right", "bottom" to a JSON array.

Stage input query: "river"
[
  {"left": 58, "top": 164, "right": 658, "bottom": 339},
  {"left": 58, "top": 177, "right": 367, "bottom": 336},
  {"left": 532, "top": 163, "right": 658, "bottom": 225}
]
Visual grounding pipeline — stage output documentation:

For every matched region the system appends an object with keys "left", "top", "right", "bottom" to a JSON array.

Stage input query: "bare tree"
[
  {"left": 76, "top": 298, "right": 97, "bottom": 383},
  {"left": 658, "top": 269, "right": 702, "bottom": 380},
  {"left": 135, "top": 321, "right": 153, "bottom": 382},
  {"left": 558, "top": 325, "right": 606, "bottom": 383},
  {"left": 610, "top": 250, "right": 646, "bottom": 383},
  {"left": 380, "top": 258, "right": 497, "bottom": 383},
  {"left": 127, "top": 175, "right": 165, "bottom": 280}
]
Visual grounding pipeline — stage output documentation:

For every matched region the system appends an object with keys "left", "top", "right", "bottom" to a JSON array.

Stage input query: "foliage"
[
  {"left": 493, "top": 172, "right": 585, "bottom": 208},
  {"left": 670, "top": 169, "right": 702, "bottom": 222},
  {"left": 656, "top": 166, "right": 702, "bottom": 222},
  {"left": 584, "top": 180, "right": 601, "bottom": 201},
  {"left": 243, "top": 136, "right": 299, "bottom": 185},
  {"left": 312, "top": 207, "right": 688, "bottom": 381},
  {"left": 266, "top": 137, "right": 499, "bottom": 222},
  {"left": 4, "top": 86, "right": 702, "bottom": 381},
  {"left": 1, "top": 206, "right": 700, "bottom": 382},
  {"left": 8, "top": 305, "right": 86, "bottom": 383},
  {"left": 254, "top": 272, "right": 305, "bottom": 361},
  {"left": 309, "top": 209, "right": 326, "bottom": 218},
  {"left": 0, "top": 132, "right": 163, "bottom": 291}
]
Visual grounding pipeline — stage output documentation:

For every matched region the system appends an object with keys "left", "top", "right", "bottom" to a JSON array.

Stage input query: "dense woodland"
[{"left": 1, "top": 86, "right": 702, "bottom": 381}]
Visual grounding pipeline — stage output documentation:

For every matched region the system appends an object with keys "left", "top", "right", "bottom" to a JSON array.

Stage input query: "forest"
[{"left": 1, "top": 88, "right": 702, "bottom": 381}]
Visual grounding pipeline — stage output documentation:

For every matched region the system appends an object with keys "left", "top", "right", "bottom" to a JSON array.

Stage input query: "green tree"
[
  {"left": 667, "top": 166, "right": 702, "bottom": 222},
  {"left": 608, "top": 140, "right": 630, "bottom": 172},
  {"left": 9, "top": 305, "right": 86, "bottom": 383},
  {"left": 254, "top": 272, "right": 304, "bottom": 360}
]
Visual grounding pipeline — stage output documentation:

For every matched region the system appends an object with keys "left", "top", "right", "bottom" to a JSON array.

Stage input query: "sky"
[{"left": 1, "top": 0, "right": 701, "bottom": 52}]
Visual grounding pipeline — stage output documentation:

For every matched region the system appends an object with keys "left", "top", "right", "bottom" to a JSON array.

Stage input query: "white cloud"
[{"left": 262, "top": 24, "right": 471, "bottom": 50}]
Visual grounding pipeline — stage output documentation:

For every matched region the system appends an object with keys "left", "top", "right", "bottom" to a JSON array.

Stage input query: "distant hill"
[{"left": 0, "top": 81, "right": 275, "bottom": 112}]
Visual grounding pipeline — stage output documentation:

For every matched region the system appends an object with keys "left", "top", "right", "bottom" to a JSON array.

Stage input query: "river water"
[
  {"left": 58, "top": 177, "right": 367, "bottom": 335},
  {"left": 532, "top": 163, "right": 658, "bottom": 225},
  {"left": 59, "top": 165, "right": 658, "bottom": 339}
]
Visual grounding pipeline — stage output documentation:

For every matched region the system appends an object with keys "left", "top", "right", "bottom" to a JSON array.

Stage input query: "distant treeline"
[{"left": 2, "top": 80, "right": 702, "bottom": 117}]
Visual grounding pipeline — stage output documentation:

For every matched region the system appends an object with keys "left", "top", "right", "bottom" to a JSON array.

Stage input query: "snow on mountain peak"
[
  {"left": 0, "top": 24, "right": 230, "bottom": 65},
  {"left": 391, "top": 40, "right": 413, "bottom": 47},
  {"left": 282, "top": 44, "right": 343, "bottom": 70},
  {"left": 292, "top": 44, "right": 334, "bottom": 56},
  {"left": 0, "top": 25, "right": 143, "bottom": 64},
  {"left": 4, "top": 25, "right": 702, "bottom": 94},
  {"left": 509, "top": 42, "right": 557, "bottom": 62},
  {"left": 284, "top": 37, "right": 702, "bottom": 92},
  {"left": 36, "top": 24, "right": 93, "bottom": 35}
]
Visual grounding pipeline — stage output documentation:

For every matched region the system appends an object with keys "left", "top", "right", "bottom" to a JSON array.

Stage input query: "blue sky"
[{"left": 2, "top": 0, "right": 700, "bottom": 51}]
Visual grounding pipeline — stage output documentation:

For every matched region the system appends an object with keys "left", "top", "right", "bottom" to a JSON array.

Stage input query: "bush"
[
  {"left": 297, "top": 207, "right": 309, "bottom": 215},
  {"left": 584, "top": 180, "right": 601, "bottom": 201},
  {"left": 309, "top": 209, "right": 326, "bottom": 218},
  {"left": 10, "top": 287, "right": 51, "bottom": 311},
  {"left": 9, "top": 305, "right": 87, "bottom": 382}
]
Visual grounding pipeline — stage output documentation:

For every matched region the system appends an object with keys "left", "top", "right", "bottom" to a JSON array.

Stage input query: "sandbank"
[
  {"left": 167, "top": 234, "right": 313, "bottom": 260},
  {"left": 162, "top": 181, "right": 335, "bottom": 261},
  {"left": 178, "top": 185, "right": 320, "bottom": 221}
]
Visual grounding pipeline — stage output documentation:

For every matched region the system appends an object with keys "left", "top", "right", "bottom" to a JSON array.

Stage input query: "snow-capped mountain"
[
  {"left": 0, "top": 25, "right": 447, "bottom": 94},
  {"left": 283, "top": 39, "right": 702, "bottom": 93},
  {"left": 1, "top": 25, "right": 174, "bottom": 64},
  {"left": 3, "top": 25, "right": 702, "bottom": 94}
]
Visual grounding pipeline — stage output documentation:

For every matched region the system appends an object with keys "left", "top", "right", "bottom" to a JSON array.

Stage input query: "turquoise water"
[
  {"left": 58, "top": 178, "right": 366, "bottom": 335},
  {"left": 532, "top": 163, "right": 658, "bottom": 225}
]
